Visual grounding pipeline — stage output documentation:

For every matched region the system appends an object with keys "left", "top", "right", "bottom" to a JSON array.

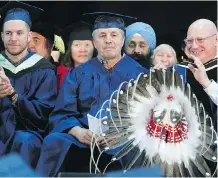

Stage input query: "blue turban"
[
  {"left": 3, "top": 8, "right": 32, "bottom": 27},
  {"left": 125, "top": 22, "right": 156, "bottom": 53}
]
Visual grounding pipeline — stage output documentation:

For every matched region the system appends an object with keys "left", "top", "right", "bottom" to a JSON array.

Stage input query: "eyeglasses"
[{"left": 184, "top": 34, "right": 216, "bottom": 45}]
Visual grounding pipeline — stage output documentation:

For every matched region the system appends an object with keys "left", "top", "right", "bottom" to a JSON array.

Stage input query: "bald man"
[
  {"left": 186, "top": 19, "right": 217, "bottom": 63},
  {"left": 176, "top": 18, "right": 217, "bottom": 126},
  {"left": 174, "top": 18, "right": 218, "bottom": 177}
]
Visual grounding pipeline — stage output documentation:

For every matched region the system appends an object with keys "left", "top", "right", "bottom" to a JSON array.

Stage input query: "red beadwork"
[
  {"left": 167, "top": 94, "right": 174, "bottom": 101},
  {"left": 146, "top": 117, "right": 188, "bottom": 143}
]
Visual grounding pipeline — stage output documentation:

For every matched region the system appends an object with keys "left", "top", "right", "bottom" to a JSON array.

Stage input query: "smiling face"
[
  {"left": 152, "top": 44, "right": 177, "bottom": 68},
  {"left": 186, "top": 19, "right": 217, "bottom": 63},
  {"left": 1, "top": 20, "right": 31, "bottom": 56},
  {"left": 93, "top": 28, "right": 124, "bottom": 61}
]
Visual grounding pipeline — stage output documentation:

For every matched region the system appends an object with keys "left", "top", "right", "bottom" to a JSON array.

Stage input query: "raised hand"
[{"left": 188, "top": 54, "right": 211, "bottom": 88}]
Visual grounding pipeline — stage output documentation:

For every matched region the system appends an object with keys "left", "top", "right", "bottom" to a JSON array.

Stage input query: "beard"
[
  {"left": 128, "top": 52, "right": 152, "bottom": 69},
  {"left": 6, "top": 45, "right": 27, "bottom": 56}
]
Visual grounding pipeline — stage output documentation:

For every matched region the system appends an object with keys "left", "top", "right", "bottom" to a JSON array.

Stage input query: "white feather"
[{"left": 127, "top": 85, "right": 203, "bottom": 165}]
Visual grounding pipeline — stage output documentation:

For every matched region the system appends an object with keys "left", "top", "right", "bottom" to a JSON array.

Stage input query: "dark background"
[{"left": 0, "top": 1, "right": 217, "bottom": 59}]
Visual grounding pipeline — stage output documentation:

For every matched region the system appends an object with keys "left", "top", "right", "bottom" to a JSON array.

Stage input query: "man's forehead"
[
  {"left": 3, "top": 20, "right": 27, "bottom": 30},
  {"left": 130, "top": 34, "right": 147, "bottom": 43},
  {"left": 97, "top": 28, "right": 121, "bottom": 33},
  {"left": 187, "top": 21, "right": 215, "bottom": 37},
  {"left": 187, "top": 26, "right": 210, "bottom": 37},
  {"left": 31, "top": 32, "right": 46, "bottom": 40}
]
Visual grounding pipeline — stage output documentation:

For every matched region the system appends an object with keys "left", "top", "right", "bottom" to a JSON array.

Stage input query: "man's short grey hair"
[{"left": 92, "top": 28, "right": 125, "bottom": 39}]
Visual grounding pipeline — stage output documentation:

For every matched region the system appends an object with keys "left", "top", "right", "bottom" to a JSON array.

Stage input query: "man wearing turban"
[{"left": 125, "top": 22, "right": 156, "bottom": 69}]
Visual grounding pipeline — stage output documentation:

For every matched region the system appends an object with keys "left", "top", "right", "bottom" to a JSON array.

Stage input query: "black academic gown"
[
  {"left": 0, "top": 52, "right": 58, "bottom": 168},
  {"left": 175, "top": 58, "right": 217, "bottom": 126}
]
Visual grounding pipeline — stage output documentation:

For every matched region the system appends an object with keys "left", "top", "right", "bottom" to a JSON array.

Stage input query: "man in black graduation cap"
[
  {"left": 0, "top": 1, "right": 57, "bottom": 168},
  {"left": 36, "top": 12, "right": 145, "bottom": 176},
  {"left": 29, "top": 21, "right": 71, "bottom": 92},
  {"left": 29, "top": 21, "right": 55, "bottom": 60}
]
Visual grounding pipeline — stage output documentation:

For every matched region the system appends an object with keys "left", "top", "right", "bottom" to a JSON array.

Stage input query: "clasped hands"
[{"left": 0, "top": 66, "right": 14, "bottom": 99}]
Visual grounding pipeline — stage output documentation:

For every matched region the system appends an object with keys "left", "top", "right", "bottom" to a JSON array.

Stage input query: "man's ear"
[
  {"left": 92, "top": 38, "right": 97, "bottom": 49},
  {"left": 215, "top": 33, "right": 218, "bottom": 47},
  {"left": 1, "top": 32, "right": 4, "bottom": 42},
  {"left": 121, "top": 36, "right": 125, "bottom": 47},
  {"left": 27, "top": 31, "right": 32, "bottom": 43}
]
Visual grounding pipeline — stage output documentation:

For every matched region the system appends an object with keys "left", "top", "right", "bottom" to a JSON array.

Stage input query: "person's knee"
[
  {"left": 43, "top": 133, "right": 66, "bottom": 144},
  {"left": 37, "top": 133, "right": 73, "bottom": 176},
  {"left": 42, "top": 133, "right": 72, "bottom": 151},
  {"left": 13, "top": 131, "right": 41, "bottom": 149}
]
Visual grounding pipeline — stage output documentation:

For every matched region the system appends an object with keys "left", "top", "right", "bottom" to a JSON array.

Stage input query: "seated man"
[
  {"left": 29, "top": 22, "right": 55, "bottom": 58},
  {"left": 124, "top": 22, "right": 156, "bottom": 69},
  {"left": 29, "top": 22, "right": 70, "bottom": 90},
  {"left": 36, "top": 12, "right": 146, "bottom": 177},
  {"left": 0, "top": 1, "right": 57, "bottom": 168}
]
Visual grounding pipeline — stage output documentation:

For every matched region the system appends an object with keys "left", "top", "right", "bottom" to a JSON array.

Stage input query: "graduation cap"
[
  {"left": 82, "top": 12, "right": 137, "bottom": 31},
  {"left": 31, "top": 21, "right": 55, "bottom": 45},
  {"left": 0, "top": 0, "right": 44, "bottom": 28},
  {"left": 62, "top": 21, "right": 93, "bottom": 48}
]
